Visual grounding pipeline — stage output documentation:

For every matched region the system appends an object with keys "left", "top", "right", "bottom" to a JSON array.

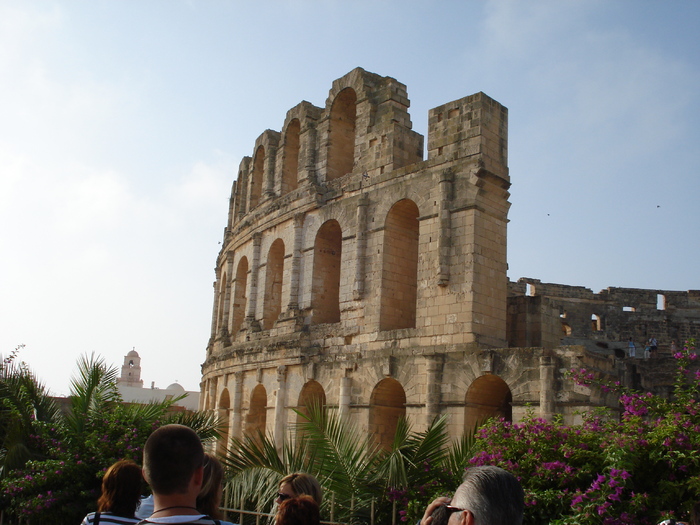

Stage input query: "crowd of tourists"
[{"left": 79, "top": 423, "right": 698, "bottom": 525}]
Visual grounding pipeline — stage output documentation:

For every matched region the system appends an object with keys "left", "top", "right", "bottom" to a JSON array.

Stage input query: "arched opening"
[
  {"left": 262, "top": 240, "right": 285, "bottom": 330},
  {"left": 282, "top": 119, "right": 300, "bottom": 194},
  {"left": 464, "top": 375, "right": 512, "bottom": 432},
  {"left": 657, "top": 294, "right": 666, "bottom": 310},
  {"left": 311, "top": 220, "right": 342, "bottom": 324},
  {"left": 245, "top": 384, "right": 267, "bottom": 443},
  {"left": 369, "top": 378, "right": 406, "bottom": 450},
  {"left": 379, "top": 199, "right": 420, "bottom": 331},
  {"left": 216, "top": 273, "right": 228, "bottom": 334},
  {"left": 562, "top": 323, "right": 572, "bottom": 336},
  {"left": 231, "top": 257, "right": 248, "bottom": 335},
  {"left": 250, "top": 145, "right": 265, "bottom": 210},
  {"left": 295, "top": 380, "right": 326, "bottom": 441},
  {"left": 217, "top": 389, "right": 231, "bottom": 456},
  {"left": 327, "top": 88, "right": 357, "bottom": 181},
  {"left": 526, "top": 283, "right": 536, "bottom": 296},
  {"left": 591, "top": 314, "right": 602, "bottom": 332}
]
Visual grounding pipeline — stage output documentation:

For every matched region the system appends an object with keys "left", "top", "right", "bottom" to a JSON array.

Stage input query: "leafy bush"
[{"left": 469, "top": 340, "right": 700, "bottom": 525}]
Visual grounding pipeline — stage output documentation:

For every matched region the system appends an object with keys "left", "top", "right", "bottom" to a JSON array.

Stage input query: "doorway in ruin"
[
  {"left": 231, "top": 257, "right": 248, "bottom": 335},
  {"left": 263, "top": 239, "right": 285, "bottom": 330},
  {"left": 217, "top": 389, "right": 231, "bottom": 456},
  {"left": 282, "top": 119, "right": 300, "bottom": 194},
  {"left": 311, "top": 220, "right": 342, "bottom": 324},
  {"left": 245, "top": 384, "right": 267, "bottom": 443},
  {"left": 369, "top": 378, "right": 406, "bottom": 450},
  {"left": 464, "top": 375, "right": 512, "bottom": 432},
  {"left": 295, "top": 380, "right": 326, "bottom": 442},
  {"left": 327, "top": 88, "right": 357, "bottom": 181},
  {"left": 379, "top": 199, "right": 420, "bottom": 331}
]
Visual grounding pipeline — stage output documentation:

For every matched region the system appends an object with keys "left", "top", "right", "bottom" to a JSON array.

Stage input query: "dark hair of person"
[
  {"left": 143, "top": 424, "right": 204, "bottom": 495},
  {"left": 279, "top": 473, "right": 323, "bottom": 506},
  {"left": 197, "top": 453, "right": 225, "bottom": 519},
  {"left": 429, "top": 504, "right": 456, "bottom": 525},
  {"left": 276, "top": 495, "right": 320, "bottom": 525},
  {"left": 96, "top": 460, "right": 143, "bottom": 518}
]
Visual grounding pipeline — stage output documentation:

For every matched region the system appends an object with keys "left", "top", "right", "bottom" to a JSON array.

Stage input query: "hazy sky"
[{"left": 1, "top": 1, "right": 698, "bottom": 396}]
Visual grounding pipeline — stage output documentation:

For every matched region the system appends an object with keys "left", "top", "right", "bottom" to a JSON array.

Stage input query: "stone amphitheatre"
[{"left": 200, "top": 67, "right": 700, "bottom": 451}]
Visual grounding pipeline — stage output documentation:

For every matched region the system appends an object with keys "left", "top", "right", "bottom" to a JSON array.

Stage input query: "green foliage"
[
  {"left": 0, "top": 349, "right": 221, "bottom": 525},
  {"left": 222, "top": 404, "right": 474, "bottom": 525}
]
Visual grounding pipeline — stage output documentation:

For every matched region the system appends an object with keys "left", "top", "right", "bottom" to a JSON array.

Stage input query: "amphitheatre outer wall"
[{"left": 200, "top": 68, "right": 696, "bottom": 451}]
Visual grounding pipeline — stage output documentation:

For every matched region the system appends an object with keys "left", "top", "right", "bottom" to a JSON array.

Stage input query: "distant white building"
[{"left": 116, "top": 349, "right": 200, "bottom": 411}]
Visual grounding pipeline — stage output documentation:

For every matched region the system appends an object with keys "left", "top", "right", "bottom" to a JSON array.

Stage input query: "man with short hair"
[
  {"left": 139, "top": 424, "right": 218, "bottom": 525},
  {"left": 421, "top": 466, "right": 524, "bottom": 525}
]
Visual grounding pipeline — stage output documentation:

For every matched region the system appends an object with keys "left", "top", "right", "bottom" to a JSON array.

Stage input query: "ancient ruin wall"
[{"left": 201, "top": 69, "right": 643, "bottom": 450}]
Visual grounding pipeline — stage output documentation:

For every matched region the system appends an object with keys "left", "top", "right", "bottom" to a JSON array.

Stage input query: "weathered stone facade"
[{"left": 200, "top": 68, "right": 697, "bottom": 450}]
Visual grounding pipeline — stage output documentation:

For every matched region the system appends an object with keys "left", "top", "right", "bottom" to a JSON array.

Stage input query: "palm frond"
[{"left": 65, "top": 353, "right": 120, "bottom": 435}]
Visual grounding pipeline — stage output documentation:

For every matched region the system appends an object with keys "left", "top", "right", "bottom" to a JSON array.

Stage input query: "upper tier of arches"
[{"left": 226, "top": 68, "right": 425, "bottom": 230}]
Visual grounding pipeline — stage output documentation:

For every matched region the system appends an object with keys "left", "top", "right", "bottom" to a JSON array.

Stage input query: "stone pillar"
[
  {"left": 539, "top": 355, "right": 555, "bottom": 420},
  {"left": 425, "top": 355, "right": 442, "bottom": 427},
  {"left": 246, "top": 232, "right": 262, "bottom": 322},
  {"left": 339, "top": 375, "right": 352, "bottom": 419},
  {"left": 232, "top": 371, "right": 244, "bottom": 440},
  {"left": 286, "top": 213, "right": 304, "bottom": 313},
  {"left": 353, "top": 193, "right": 369, "bottom": 300},
  {"left": 437, "top": 168, "right": 453, "bottom": 286},
  {"left": 274, "top": 365, "right": 288, "bottom": 453}
]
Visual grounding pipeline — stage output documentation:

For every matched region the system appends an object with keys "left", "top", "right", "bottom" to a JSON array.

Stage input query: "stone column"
[
  {"left": 274, "top": 365, "right": 288, "bottom": 453},
  {"left": 437, "top": 168, "right": 453, "bottom": 286},
  {"left": 353, "top": 193, "right": 369, "bottom": 300},
  {"left": 232, "top": 371, "right": 244, "bottom": 440},
  {"left": 425, "top": 355, "right": 442, "bottom": 427},
  {"left": 245, "top": 232, "right": 262, "bottom": 322},
  {"left": 539, "top": 355, "right": 555, "bottom": 421},
  {"left": 286, "top": 213, "right": 304, "bottom": 313},
  {"left": 339, "top": 375, "right": 352, "bottom": 419}
]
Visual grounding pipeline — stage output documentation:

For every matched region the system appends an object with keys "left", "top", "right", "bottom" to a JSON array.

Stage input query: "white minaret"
[{"left": 117, "top": 348, "right": 144, "bottom": 387}]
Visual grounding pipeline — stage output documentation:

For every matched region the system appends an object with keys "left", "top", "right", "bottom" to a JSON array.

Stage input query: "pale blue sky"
[{"left": 1, "top": 1, "right": 698, "bottom": 395}]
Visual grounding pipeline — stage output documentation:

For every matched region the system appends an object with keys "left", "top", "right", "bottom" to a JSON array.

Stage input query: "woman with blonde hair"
[
  {"left": 274, "top": 473, "right": 322, "bottom": 508},
  {"left": 80, "top": 459, "right": 142, "bottom": 524}
]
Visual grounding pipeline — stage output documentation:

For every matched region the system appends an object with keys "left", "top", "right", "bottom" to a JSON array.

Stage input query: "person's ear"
[{"left": 458, "top": 510, "right": 474, "bottom": 525}]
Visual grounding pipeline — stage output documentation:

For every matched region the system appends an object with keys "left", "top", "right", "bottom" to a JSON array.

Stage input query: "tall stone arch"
[
  {"left": 246, "top": 384, "right": 267, "bottom": 443},
  {"left": 295, "top": 380, "right": 326, "bottom": 440},
  {"left": 327, "top": 88, "right": 357, "bottom": 181},
  {"left": 249, "top": 145, "right": 264, "bottom": 210},
  {"left": 282, "top": 119, "right": 300, "bottom": 194},
  {"left": 263, "top": 239, "right": 285, "bottom": 330},
  {"left": 464, "top": 375, "right": 512, "bottom": 432},
  {"left": 231, "top": 257, "right": 248, "bottom": 335},
  {"left": 311, "top": 220, "right": 342, "bottom": 324},
  {"left": 369, "top": 378, "right": 406, "bottom": 450},
  {"left": 379, "top": 199, "right": 420, "bottom": 331}
]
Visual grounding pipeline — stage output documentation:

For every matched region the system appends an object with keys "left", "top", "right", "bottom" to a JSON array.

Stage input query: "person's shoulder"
[{"left": 97, "top": 513, "right": 140, "bottom": 524}]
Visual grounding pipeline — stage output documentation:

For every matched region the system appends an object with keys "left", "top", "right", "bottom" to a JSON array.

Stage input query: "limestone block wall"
[
  {"left": 201, "top": 68, "right": 643, "bottom": 452},
  {"left": 510, "top": 278, "right": 700, "bottom": 351}
]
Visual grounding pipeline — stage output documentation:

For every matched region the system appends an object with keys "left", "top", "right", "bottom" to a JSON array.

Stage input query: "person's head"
[
  {"left": 276, "top": 495, "right": 320, "bottom": 525},
  {"left": 97, "top": 459, "right": 143, "bottom": 518},
  {"left": 143, "top": 424, "right": 204, "bottom": 496},
  {"left": 449, "top": 466, "right": 524, "bottom": 525},
  {"left": 197, "top": 453, "right": 225, "bottom": 519},
  {"left": 276, "top": 473, "right": 322, "bottom": 506}
]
